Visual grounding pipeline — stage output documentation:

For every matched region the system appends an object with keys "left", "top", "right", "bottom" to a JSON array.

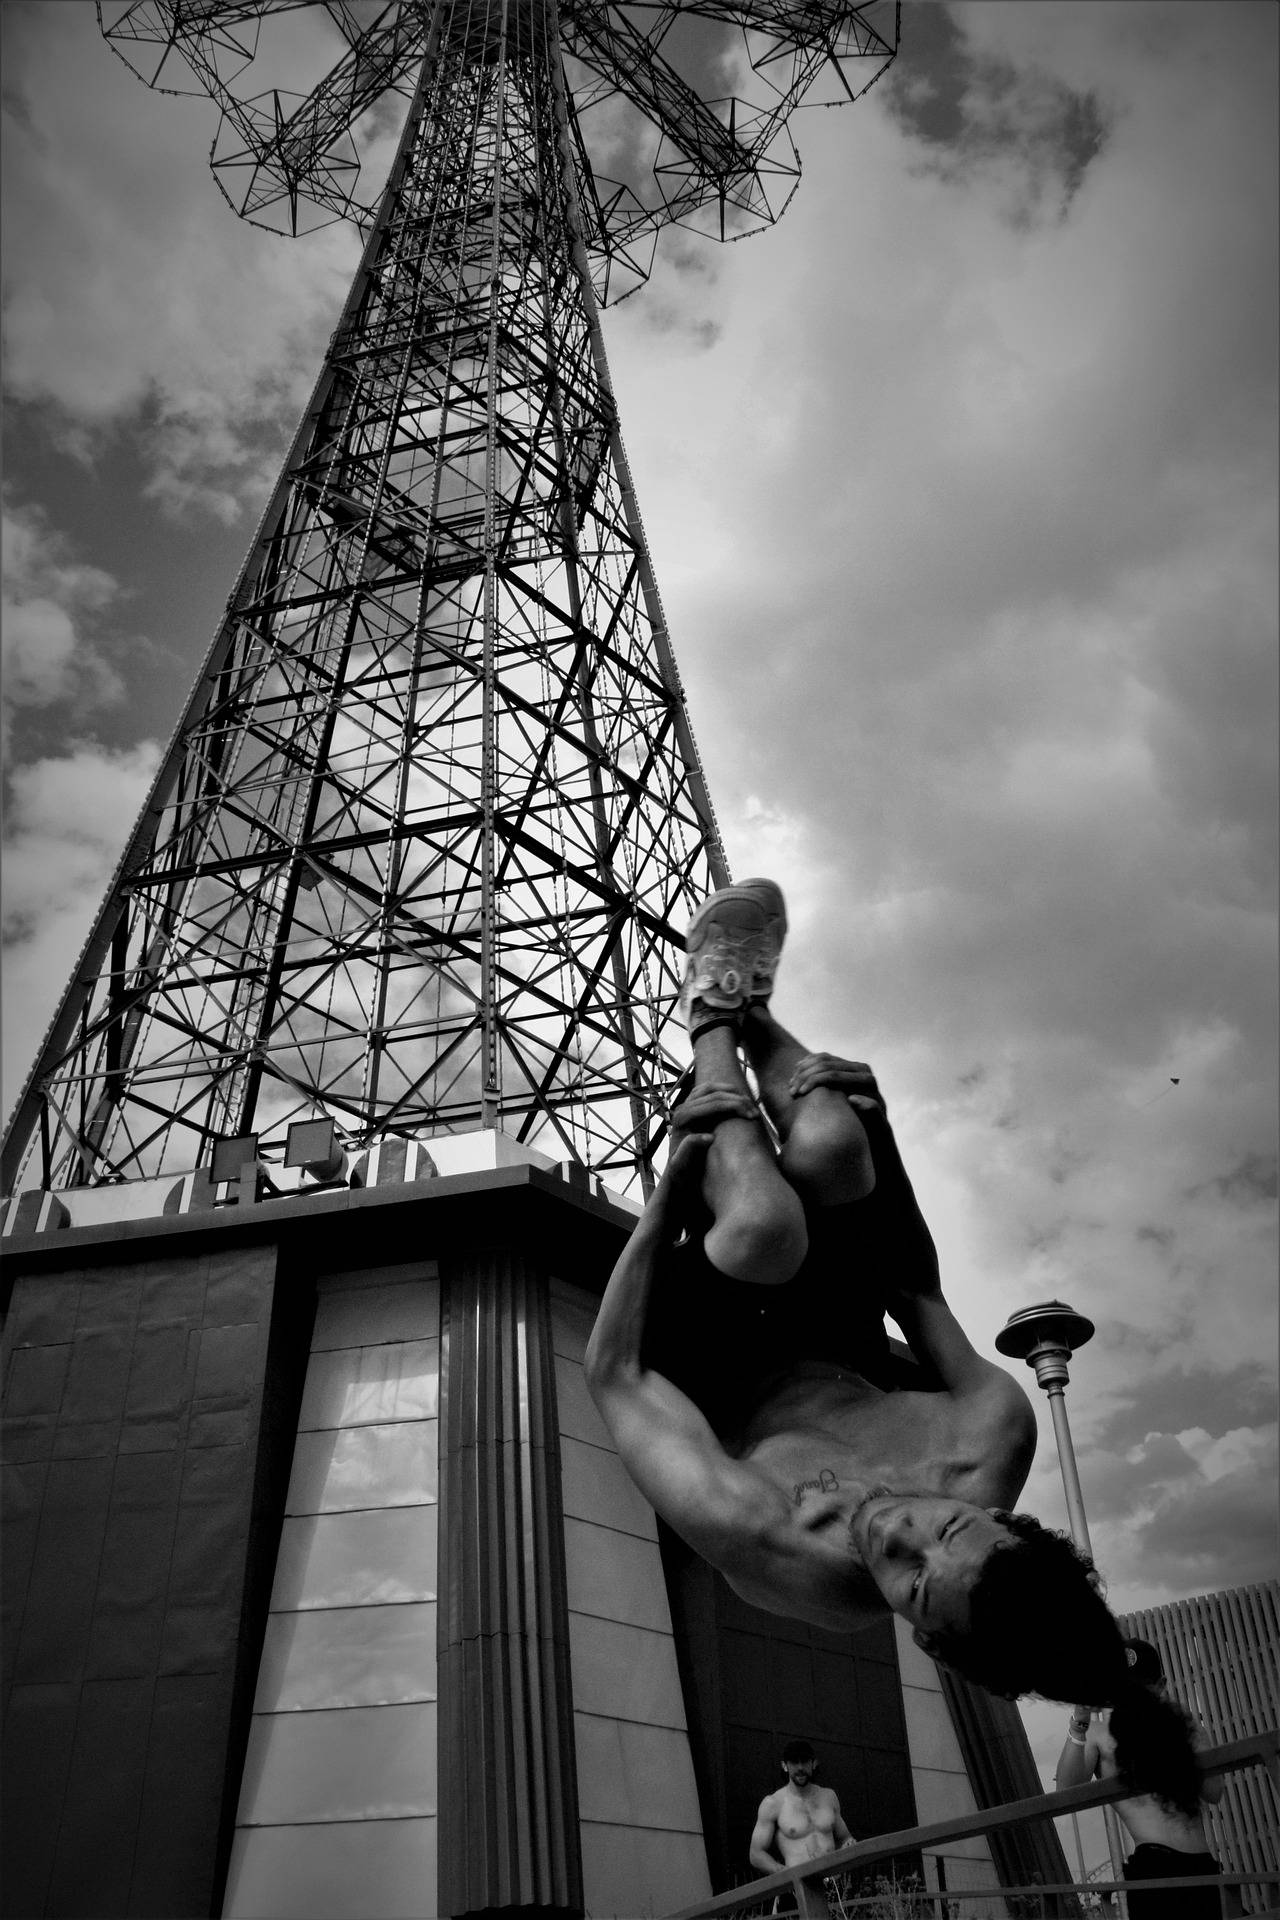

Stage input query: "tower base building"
[{"left": 4, "top": 1143, "right": 1059, "bottom": 1918}]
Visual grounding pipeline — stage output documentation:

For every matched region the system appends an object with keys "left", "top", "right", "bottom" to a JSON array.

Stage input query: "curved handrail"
[{"left": 668, "top": 1727, "right": 1280, "bottom": 1919}]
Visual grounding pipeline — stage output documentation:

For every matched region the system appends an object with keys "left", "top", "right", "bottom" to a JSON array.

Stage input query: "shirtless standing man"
[
  {"left": 748, "top": 1740, "right": 852, "bottom": 1879},
  {"left": 586, "top": 879, "right": 1216, "bottom": 1752},
  {"left": 1055, "top": 1639, "right": 1236, "bottom": 1918}
]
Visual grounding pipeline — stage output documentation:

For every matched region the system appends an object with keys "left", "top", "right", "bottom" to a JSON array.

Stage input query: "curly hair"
[{"left": 922, "top": 1511, "right": 1204, "bottom": 1820}]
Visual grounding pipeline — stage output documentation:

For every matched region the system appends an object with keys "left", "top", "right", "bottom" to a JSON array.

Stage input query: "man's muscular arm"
[
  {"left": 1055, "top": 1712, "right": 1101, "bottom": 1792},
  {"left": 748, "top": 1795, "right": 784, "bottom": 1875},
  {"left": 1192, "top": 1716, "right": 1225, "bottom": 1807},
  {"left": 585, "top": 1136, "right": 791, "bottom": 1569},
  {"left": 829, "top": 1791, "right": 853, "bottom": 1848}
]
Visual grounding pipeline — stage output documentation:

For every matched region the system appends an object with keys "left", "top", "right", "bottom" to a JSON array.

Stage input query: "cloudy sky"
[{"left": 2, "top": 0, "right": 1275, "bottom": 1821}]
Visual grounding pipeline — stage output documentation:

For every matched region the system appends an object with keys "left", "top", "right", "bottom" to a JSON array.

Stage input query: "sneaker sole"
[
  {"left": 684, "top": 878, "right": 787, "bottom": 1004},
  {"left": 685, "top": 878, "right": 787, "bottom": 947}
]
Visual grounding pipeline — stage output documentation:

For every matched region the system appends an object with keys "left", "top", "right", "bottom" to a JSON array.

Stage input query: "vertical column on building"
[{"left": 436, "top": 1246, "right": 582, "bottom": 1916}]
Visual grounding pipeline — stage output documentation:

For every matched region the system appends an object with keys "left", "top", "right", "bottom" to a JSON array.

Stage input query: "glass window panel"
[
  {"left": 236, "top": 1702, "right": 436, "bottom": 1825},
  {"left": 563, "top": 1518, "right": 671, "bottom": 1630},
  {"left": 312, "top": 1279, "right": 440, "bottom": 1352},
  {"left": 255, "top": 1604, "right": 437, "bottom": 1712},
  {"left": 223, "top": 1816, "right": 437, "bottom": 1920},
  {"left": 287, "top": 1422, "right": 437, "bottom": 1515},
  {"left": 559, "top": 1435, "right": 655, "bottom": 1540},
  {"left": 299, "top": 1341, "right": 439, "bottom": 1431},
  {"left": 271, "top": 1509, "right": 437, "bottom": 1610}
]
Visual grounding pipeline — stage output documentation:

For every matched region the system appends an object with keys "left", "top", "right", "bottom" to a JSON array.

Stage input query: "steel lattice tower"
[{"left": 2, "top": 0, "right": 897, "bottom": 1201}]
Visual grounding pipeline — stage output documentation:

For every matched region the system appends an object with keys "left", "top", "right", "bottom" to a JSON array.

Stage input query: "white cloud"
[
  {"left": 1, "top": 501, "right": 125, "bottom": 754},
  {"left": 1174, "top": 1424, "right": 1272, "bottom": 1485},
  {"left": 2, "top": 739, "right": 161, "bottom": 1117},
  {"left": 3, "top": 597, "right": 80, "bottom": 708},
  {"left": 2, "top": 1, "right": 363, "bottom": 517}
]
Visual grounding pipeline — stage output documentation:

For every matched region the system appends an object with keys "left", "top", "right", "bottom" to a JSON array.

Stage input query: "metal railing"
[{"left": 667, "top": 1729, "right": 1280, "bottom": 1920}]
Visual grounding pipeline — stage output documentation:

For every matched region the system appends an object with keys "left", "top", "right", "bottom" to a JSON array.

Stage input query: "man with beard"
[{"left": 749, "top": 1739, "right": 852, "bottom": 1877}]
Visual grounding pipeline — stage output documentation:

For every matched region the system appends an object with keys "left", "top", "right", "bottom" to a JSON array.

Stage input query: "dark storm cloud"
[
  {"left": 1, "top": 1, "right": 358, "bottom": 515},
  {"left": 1127, "top": 1463, "right": 1280, "bottom": 1593},
  {"left": 1186, "top": 1154, "right": 1278, "bottom": 1207},
  {"left": 884, "top": 1, "right": 1110, "bottom": 223},
  {"left": 1091, "top": 1363, "right": 1278, "bottom": 1456}
]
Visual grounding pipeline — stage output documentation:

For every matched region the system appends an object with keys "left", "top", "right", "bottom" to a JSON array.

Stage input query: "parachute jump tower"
[
  {"left": 2, "top": 0, "right": 898, "bottom": 1204},
  {"left": 0, "top": 7, "right": 915, "bottom": 1919}
]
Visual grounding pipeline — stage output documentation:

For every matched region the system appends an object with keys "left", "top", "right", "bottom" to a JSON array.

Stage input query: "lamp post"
[
  {"left": 995, "top": 1299, "right": 1128, "bottom": 1913},
  {"left": 995, "top": 1301, "right": 1096, "bottom": 1551}
]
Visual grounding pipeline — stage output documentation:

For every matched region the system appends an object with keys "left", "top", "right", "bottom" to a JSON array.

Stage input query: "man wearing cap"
[
  {"left": 1055, "top": 1637, "right": 1235, "bottom": 1918},
  {"left": 748, "top": 1739, "right": 853, "bottom": 1878}
]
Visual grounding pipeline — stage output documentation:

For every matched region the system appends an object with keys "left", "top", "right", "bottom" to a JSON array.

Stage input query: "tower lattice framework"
[{"left": 3, "top": 0, "right": 897, "bottom": 1200}]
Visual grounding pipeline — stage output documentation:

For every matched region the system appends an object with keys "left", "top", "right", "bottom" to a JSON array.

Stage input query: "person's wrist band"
[{"left": 1065, "top": 1730, "right": 1086, "bottom": 1746}]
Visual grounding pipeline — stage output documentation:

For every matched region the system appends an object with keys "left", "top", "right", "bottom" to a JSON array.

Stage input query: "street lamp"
[
  {"left": 995, "top": 1299, "right": 1126, "bottom": 1910},
  {"left": 996, "top": 1300, "right": 1096, "bottom": 1553}
]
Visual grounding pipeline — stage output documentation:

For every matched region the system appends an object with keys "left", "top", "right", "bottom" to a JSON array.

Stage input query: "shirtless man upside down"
[{"left": 585, "top": 878, "right": 1209, "bottom": 1734}]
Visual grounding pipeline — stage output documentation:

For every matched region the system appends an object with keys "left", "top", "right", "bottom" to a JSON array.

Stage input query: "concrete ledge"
[{"left": 0, "top": 1161, "right": 637, "bottom": 1301}]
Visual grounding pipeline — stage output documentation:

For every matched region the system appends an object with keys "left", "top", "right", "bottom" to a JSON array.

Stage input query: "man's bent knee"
[
  {"left": 704, "top": 1196, "right": 807, "bottom": 1287},
  {"left": 781, "top": 1123, "right": 876, "bottom": 1207}
]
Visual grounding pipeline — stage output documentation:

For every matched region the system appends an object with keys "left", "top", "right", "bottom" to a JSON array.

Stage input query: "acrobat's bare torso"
[
  {"left": 707, "top": 1357, "right": 1033, "bottom": 1630},
  {"left": 735, "top": 1360, "right": 1006, "bottom": 1491}
]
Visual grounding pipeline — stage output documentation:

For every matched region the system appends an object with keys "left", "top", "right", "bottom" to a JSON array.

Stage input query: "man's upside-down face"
[{"left": 849, "top": 1492, "right": 1014, "bottom": 1649}]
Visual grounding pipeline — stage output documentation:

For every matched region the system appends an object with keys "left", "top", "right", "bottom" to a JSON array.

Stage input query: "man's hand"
[
  {"left": 787, "top": 1053, "right": 886, "bottom": 1116},
  {"left": 646, "top": 1128, "right": 714, "bottom": 1235},
  {"left": 669, "top": 1083, "right": 761, "bottom": 1137},
  {"left": 652, "top": 1086, "right": 760, "bottom": 1241}
]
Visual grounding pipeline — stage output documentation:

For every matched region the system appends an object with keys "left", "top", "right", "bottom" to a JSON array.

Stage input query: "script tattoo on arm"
[{"left": 792, "top": 1467, "right": 839, "bottom": 1505}]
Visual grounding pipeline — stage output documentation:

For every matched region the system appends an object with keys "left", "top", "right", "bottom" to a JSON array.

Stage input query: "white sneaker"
[{"left": 679, "top": 877, "right": 787, "bottom": 1033}]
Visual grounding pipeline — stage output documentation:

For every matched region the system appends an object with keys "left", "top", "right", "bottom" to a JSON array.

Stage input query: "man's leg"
[
  {"left": 735, "top": 1011, "right": 943, "bottom": 1387},
  {"left": 678, "top": 1021, "right": 807, "bottom": 1286},
  {"left": 740, "top": 1005, "right": 876, "bottom": 1207},
  {"left": 677, "top": 877, "right": 807, "bottom": 1286}
]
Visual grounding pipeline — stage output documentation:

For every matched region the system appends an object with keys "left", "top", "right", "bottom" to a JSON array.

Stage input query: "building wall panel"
[
  {"left": 894, "top": 1621, "right": 1005, "bottom": 1919},
  {"left": 551, "top": 1276, "right": 712, "bottom": 1918},
  {"left": 1, "top": 1243, "right": 283, "bottom": 1918},
  {"left": 224, "top": 1265, "right": 440, "bottom": 1920}
]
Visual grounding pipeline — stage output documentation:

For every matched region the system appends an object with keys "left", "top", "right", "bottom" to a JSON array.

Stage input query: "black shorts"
[
  {"left": 1122, "top": 1844, "right": 1224, "bottom": 1920},
  {"left": 642, "top": 1197, "right": 938, "bottom": 1439}
]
